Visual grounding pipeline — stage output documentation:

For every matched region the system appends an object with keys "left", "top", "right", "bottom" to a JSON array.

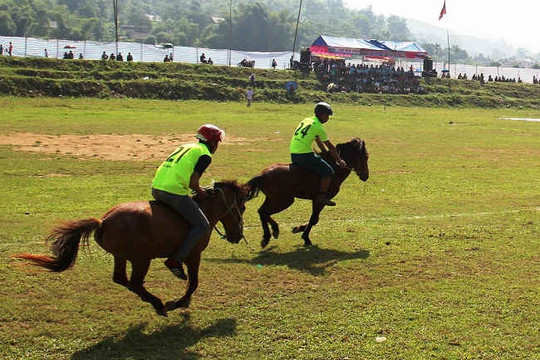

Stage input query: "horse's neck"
[
  {"left": 196, "top": 200, "right": 221, "bottom": 228},
  {"left": 321, "top": 151, "right": 351, "bottom": 187}
]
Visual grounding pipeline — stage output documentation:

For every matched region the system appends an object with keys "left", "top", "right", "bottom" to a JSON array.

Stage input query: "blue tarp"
[{"left": 311, "top": 35, "right": 428, "bottom": 59}]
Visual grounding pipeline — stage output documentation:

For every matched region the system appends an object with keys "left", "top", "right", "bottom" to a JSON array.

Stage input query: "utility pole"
[
  {"left": 227, "top": 0, "right": 232, "bottom": 66},
  {"left": 113, "top": 0, "right": 119, "bottom": 56},
  {"left": 291, "top": 0, "right": 304, "bottom": 66}
]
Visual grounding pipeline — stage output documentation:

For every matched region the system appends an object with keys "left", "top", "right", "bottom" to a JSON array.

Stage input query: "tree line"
[
  {"left": 6, "top": 0, "right": 500, "bottom": 64},
  {"left": 0, "top": 0, "right": 411, "bottom": 51}
]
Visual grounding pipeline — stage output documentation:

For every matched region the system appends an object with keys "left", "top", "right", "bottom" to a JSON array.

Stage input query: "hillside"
[
  {"left": 406, "top": 19, "right": 515, "bottom": 58},
  {"left": 1, "top": 57, "right": 540, "bottom": 108}
]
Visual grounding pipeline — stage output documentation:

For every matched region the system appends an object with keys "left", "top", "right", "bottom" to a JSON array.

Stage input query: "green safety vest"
[
  {"left": 152, "top": 143, "right": 211, "bottom": 195},
  {"left": 289, "top": 116, "right": 329, "bottom": 154}
]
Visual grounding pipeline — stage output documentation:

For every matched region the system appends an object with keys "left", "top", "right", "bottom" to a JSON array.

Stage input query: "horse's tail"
[
  {"left": 13, "top": 218, "right": 101, "bottom": 272},
  {"left": 246, "top": 174, "right": 264, "bottom": 201}
]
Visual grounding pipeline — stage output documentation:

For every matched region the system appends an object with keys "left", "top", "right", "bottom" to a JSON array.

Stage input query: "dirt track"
[{"left": 0, "top": 132, "right": 256, "bottom": 161}]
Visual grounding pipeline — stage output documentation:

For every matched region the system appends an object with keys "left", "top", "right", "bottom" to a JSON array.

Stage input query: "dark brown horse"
[
  {"left": 247, "top": 138, "right": 369, "bottom": 247},
  {"left": 14, "top": 180, "right": 249, "bottom": 317}
]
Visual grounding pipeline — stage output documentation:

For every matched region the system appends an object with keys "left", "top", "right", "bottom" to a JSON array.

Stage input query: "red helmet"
[{"left": 196, "top": 124, "right": 225, "bottom": 143}]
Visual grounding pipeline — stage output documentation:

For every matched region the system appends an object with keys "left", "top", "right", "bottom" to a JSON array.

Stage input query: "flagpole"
[
  {"left": 438, "top": 0, "right": 450, "bottom": 89},
  {"left": 446, "top": 29, "right": 450, "bottom": 77}
]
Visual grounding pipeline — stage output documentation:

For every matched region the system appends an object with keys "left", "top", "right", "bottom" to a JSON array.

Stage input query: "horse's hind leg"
[
  {"left": 268, "top": 217, "right": 280, "bottom": 239},
  {"left": 259, "top": 197, "right": 294, "bottom": 248},
  {"left": 112, "top": 256, "right": 129, "bottom": 287},
  {"left": 128, "top": 258, "right": 167, "bottom": 317},
  {"left": 258, "top": 203, "right": 273, "bottom": 248}
]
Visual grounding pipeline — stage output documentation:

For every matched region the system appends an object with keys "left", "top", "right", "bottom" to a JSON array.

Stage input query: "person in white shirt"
[{"left": 246, "top": 88, "right": 254, "bottom": 107}]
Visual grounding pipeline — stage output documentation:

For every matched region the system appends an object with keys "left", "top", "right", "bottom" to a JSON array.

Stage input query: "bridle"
[
  {"left": 212, "top": 186, "right": 247, "bottom": 243},
  {"left": 337, "top": 142, "right": 369, "bottom": 175}
]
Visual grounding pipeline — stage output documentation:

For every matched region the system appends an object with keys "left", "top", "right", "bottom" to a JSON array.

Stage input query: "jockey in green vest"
[
  {"left": 290, "top": 102, "right": 346, "bottom": 207},
  {"left": 152, "top": 124, "right": 225, "bottom": 280}
]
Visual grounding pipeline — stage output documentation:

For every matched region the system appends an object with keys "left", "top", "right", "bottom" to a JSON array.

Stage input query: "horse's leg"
[
  {"left": 259, "top": 197, "right": 294, "bottom": 248},
  {"left": 258, "top": 200, "right": 273, "bottom": 248},
  {"left": 112, "top": 255, "right": 129, "bottom": 287},
  {"left": 301, "top": 201, "right": 325, "bottom": 246},
  {"left": 165, "top": 252, "right": 201, "bottom": 311},
  {"left": 128, "top": 258, "right": 167, "bottom": 317}
]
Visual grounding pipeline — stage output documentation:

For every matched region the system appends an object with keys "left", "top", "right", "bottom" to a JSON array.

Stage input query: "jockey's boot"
[
  {"left": 164, "top": 258, "right": 187, "bottom": 280},
  {"left": 316, "top": 193, "right": 336, "bottom": 207}
]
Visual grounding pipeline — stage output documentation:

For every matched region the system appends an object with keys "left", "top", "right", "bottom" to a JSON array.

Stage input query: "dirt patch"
[{"left": 0, "top": 132, "right": 257, "bottom": 161}]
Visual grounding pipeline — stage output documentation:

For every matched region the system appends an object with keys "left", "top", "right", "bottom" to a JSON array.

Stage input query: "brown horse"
[
  {"left": 14, "top": 180, "right": 249, "bottom": 317},
  {"left": 246, "top": 138, "right": 369, "bottom": 247}
]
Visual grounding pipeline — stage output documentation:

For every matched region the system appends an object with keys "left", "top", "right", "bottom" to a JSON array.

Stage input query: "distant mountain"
[{"left": 407, "top": 18, "right": 515, "bottom": 58}]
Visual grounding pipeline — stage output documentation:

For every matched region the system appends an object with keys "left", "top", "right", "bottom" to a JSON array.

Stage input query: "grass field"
[{"left": 1, "top": 97, "right": 539, "bottom": 360}]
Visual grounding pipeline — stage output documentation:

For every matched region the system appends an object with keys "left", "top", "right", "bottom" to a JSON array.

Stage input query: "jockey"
[
  {"left": 290, "top": 102, "right": 346, "bottom": 207},
  {"left": 151, "top": 124, "right": 225, "bottom": 280}
]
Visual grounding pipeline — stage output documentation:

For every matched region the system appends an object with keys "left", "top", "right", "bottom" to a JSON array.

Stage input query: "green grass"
[
  {"left": 1, "top": 97, "right": 539, "bottom": 359},
  {"left": 2, "top": 56, "right": 540, "bottom": 107}
]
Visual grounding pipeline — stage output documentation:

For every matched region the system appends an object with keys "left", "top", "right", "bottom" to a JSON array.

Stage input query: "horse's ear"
[{"left": 350, "top": 138, "right": 361, "bottom": 149}]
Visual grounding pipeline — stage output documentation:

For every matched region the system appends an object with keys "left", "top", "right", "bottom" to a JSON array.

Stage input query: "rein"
[
  {"left": 337, "top": 143, "right": 368, "bottom": 175},
  {"left": 213, "top": 186, "right": 247, "bottom": 244}
]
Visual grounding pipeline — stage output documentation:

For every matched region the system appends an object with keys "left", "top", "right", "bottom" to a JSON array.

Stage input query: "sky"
[{"left": 343, "top": 0, "right": 540, "bottom": 53}]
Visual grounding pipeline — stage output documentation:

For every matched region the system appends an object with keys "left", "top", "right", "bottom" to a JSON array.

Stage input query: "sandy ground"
[{"left": 0, "top": 132, "right": 256, "bottom": 161}]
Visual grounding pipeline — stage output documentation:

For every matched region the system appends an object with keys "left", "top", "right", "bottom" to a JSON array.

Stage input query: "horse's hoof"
[
  {"left": 261, "top": 238, "right": 270, "bottom": 248},
  {"left": 302, "top": 236, "right": 313, "bottom": 246},
  {"left": 165, "top": 300, "right": 177, "bottom": 311},
  {"left": 156, "top": 308, "right": 168, "bottom": 317},
  {"left": 272, "top": 229, "right": 279, "bottom": 239},
  {"left": 291, "top": 226, "right": 302, "bottom": 234}
]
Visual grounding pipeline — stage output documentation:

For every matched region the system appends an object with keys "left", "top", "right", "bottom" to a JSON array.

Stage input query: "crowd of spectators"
[
  {"left": 313, "top": 58, "right": 424, "bottom": 94},
  {"left": 465, "top": 73, "right": 523, "bottom": 84},
  {"left": 99, "top": 51, "right": 134, "bottom": 62},
  {"left": 0, "top": 42, "right": 13, "bottom": 56},
  {"left": 199, "top": 53, "right": 214, "bottom": 65}
]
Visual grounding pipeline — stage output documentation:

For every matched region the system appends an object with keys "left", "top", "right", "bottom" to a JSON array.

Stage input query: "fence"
[
  {"left": 0, "top": 35, "right": 293, "bottom": 69},
  {"left": 1, "top": 36, "right": 539, "bottom": 82}
]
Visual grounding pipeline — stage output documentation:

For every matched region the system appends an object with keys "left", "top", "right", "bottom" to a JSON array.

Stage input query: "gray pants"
[{"left": 152, "top": 188, "right": 210, "bottom": 262}]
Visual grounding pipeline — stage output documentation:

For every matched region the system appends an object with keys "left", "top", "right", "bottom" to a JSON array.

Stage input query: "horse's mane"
[
  {"left": 320, "top": 138, "right": 365, "bottom": 162},
  {"left": 210, "top": 180, "right": 250, "bottom": 199}
]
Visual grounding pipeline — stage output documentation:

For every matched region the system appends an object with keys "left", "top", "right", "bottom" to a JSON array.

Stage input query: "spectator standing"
[
  {"left": 117, "top": 52, "right": 123, "bottom": 61},
  {"left": 109, "top": 53, "right": 116, "bottom": 61},
  {"left": 249, "top": 73, "right": 256, "bottom": 87},
  {"left": 8, "top": 41, "right": 13, "bottom": 56},
  {"left": 246, "top": 88, "right": 254, "bottom": 107},
  {"left": 272, "top": 58, "right": 277, "bottom": 69},
  {"left": 127, "top": 52, "right": 133, "bottom": 62},
  {"left": 0, "top": 44, "right": 3, "bottom": 55},
  {"left": 44, "top": 49, "right": 48, "bottom": 58},
  {"left": 164, "top": 54, "right": 170, "bottom": 62},
  {"left": 200, "top": 53, "right": 206, "bottom": 64}
]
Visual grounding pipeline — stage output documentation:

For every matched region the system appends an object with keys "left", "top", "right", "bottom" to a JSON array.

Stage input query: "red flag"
[{"left": 439, "top": 1, "right": 447, "bottom": 20}]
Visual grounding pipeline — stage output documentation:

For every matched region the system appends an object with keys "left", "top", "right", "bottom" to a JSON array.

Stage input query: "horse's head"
[
  {"left": 206, "top": 180, "right": 249, "bottom": 244},
  {"left": 337, "top": 138, "right": 369, "bottom": 182}
]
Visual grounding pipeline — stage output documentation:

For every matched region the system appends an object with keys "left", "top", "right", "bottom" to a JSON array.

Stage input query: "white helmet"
[{"left": 314, "top": 102, "right": 333, "bottom": 116}]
